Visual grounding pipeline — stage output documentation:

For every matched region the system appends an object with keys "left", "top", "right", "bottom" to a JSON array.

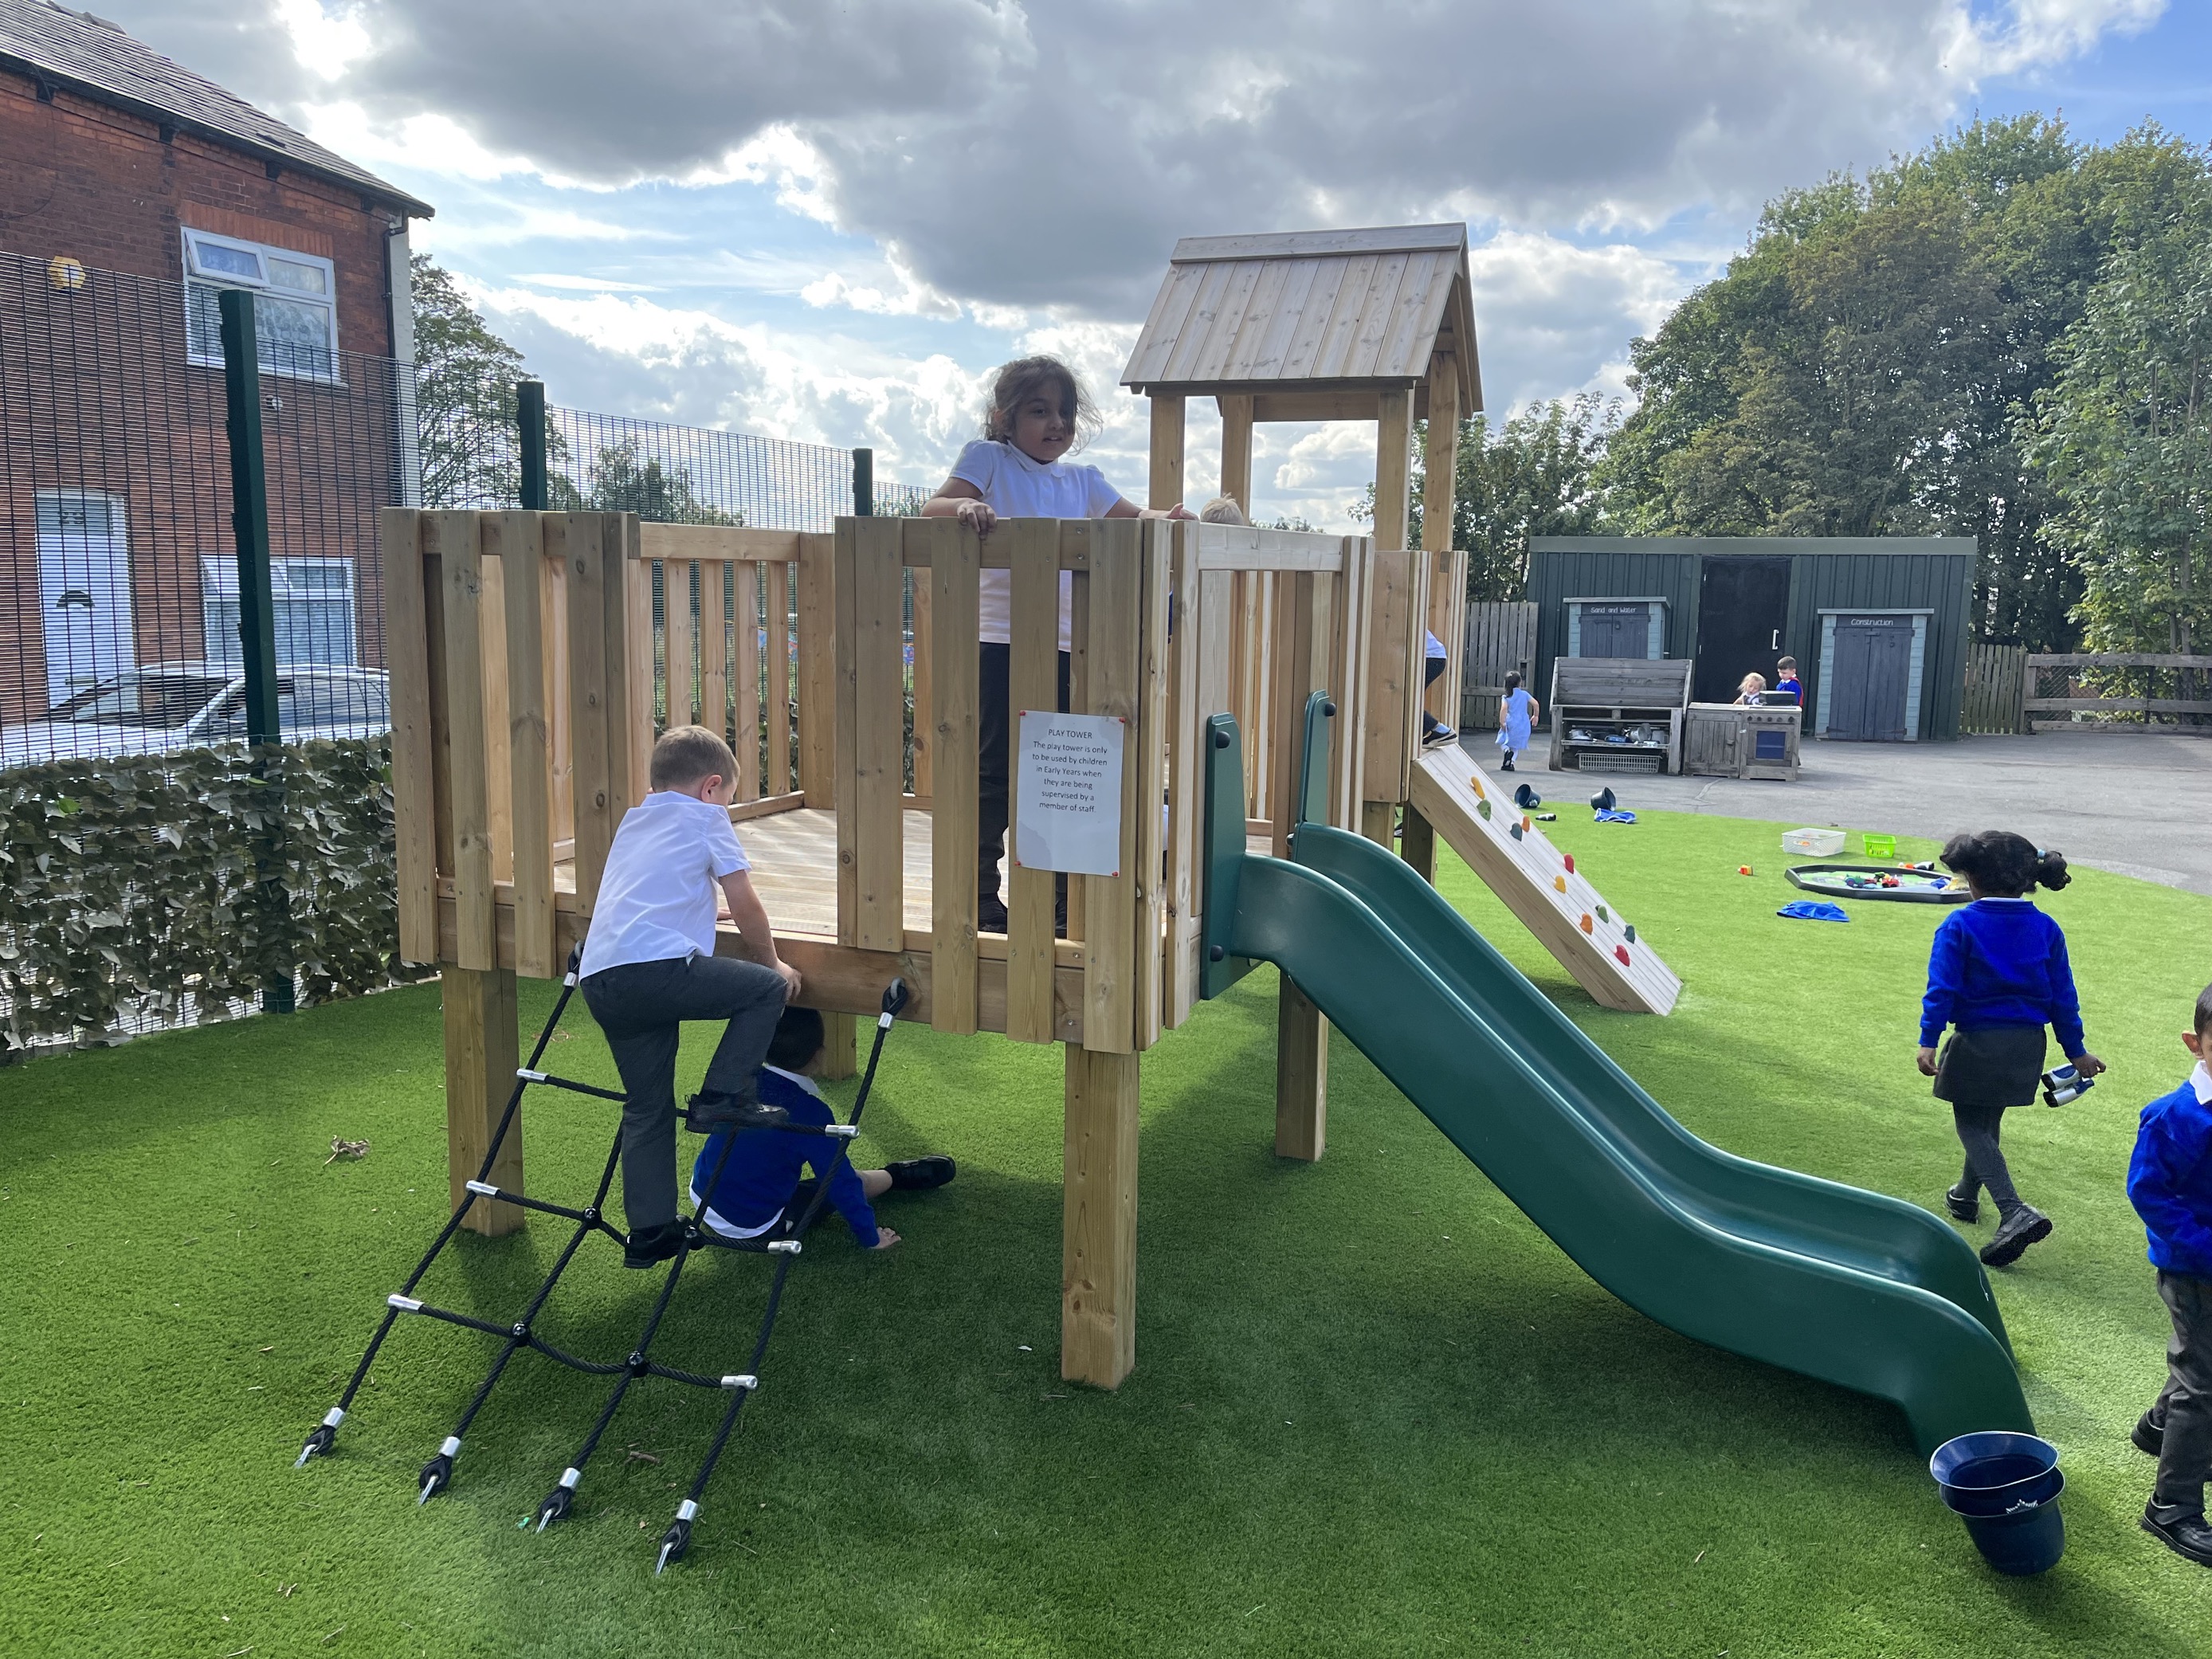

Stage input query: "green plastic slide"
[{"left": 1205, "top": 713, "right": 2032, "bottom": 1453}]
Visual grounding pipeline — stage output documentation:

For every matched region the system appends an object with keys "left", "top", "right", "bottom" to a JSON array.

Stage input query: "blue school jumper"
[
  {"left": 2130, "top": 1069, "right": 2212, "bottom": 1279},
  {"left": 690, "top": 1066, "right": 880, "bottom": 1247},
  {"left": 1919, "top": 896, "right": 2085, "bottom": 1056}
]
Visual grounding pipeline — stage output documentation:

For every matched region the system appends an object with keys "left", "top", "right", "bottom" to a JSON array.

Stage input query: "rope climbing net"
[{"left": 292, "top": 956, "right": 910, "bottom": 1574}]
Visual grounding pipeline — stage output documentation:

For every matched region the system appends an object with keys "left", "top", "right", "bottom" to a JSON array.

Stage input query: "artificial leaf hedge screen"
[{"left": 0, "top": 736, "right": 409, "bottom": 1053}]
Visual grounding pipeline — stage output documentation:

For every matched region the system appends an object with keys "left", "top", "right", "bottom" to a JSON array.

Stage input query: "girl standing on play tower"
[
  {"left": 922, "top": 356, "right": 1193, "bottom": 933},
  {"left": 1917, "top": 830, "right": 2105, "bottom": 1269}
]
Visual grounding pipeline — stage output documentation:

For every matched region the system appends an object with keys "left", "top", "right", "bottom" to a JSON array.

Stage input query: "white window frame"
[
  {"left": 181, "top": 228, "right": 340, "bottom": 381},
  {"left": 199, "top": 555, "right": 359, "bottom": 669}
]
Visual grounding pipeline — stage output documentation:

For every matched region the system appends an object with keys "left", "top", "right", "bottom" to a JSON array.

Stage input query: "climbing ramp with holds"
[{"left": 1408, "top": 749, "right": 1680, "bottom": 1014}]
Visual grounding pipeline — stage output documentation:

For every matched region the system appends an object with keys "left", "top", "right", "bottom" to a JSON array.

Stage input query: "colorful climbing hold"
[
  {"left": 1579, "top": 913, "right": 1594, "bottom": 935},
  {"left": 1508, "top": 822, "right": 1523, "bottom": 840},
  {"left": 1553, "top": 874, "right": 1567, "bottom": 893},
  {"left": 1476, "top": 798, "right": 1492, "bottom": 820},
  {"left": 1615, "top": 945, "right": 1631, "bottom": 967},
  {"left": 1563, "top": 853, "right": 1576, "bottom": 874},
  {"left": 1624, "top": 924, "right": 1637, "bottom": 943},
  {"left": 1469, "top": 776, "right": 1484, "bottom": 798},
  {"left": 1595, "top": 904, "right": 1608, "bottom": 922}
]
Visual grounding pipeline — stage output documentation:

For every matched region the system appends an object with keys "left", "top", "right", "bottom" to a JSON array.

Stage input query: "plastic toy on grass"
[
  {"left": 1863, "top": 833, "right": 1898, "bottom": 860},
  {"left": 1785, "top": 863, "right": 1968, "bottom": 904}
]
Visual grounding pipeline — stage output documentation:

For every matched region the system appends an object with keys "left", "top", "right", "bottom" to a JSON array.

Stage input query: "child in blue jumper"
[
  {"left": 1916, "top": 830, "right": 2104, "bottom": 1267},
  {"left": 691, "top": 1006, "right": 955, "bottom": 1250},
  {"left": 2126, "top": 982, "right": 2212, "bottom": 1567}
]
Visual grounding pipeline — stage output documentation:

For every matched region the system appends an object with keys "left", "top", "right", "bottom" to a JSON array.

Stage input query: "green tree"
[
  {"left": 1603, "top": 117, "right": 2212, "bottom": 649},
  {"left": 409, "top": 254, "right": 539, "bottom": 509},
  {"left": 1377, "top": 395, "right": 1619, "bottom": 599},
  {"left": 2026, "top": 214, "right": 2212, "bottom": 659},
  {"left": 584, "top": 441, "right": 738, "bottom": 524}
]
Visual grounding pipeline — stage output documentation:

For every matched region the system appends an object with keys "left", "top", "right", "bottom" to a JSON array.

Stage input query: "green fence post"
[
  {"left": 853, "top": 446, "right": 873, "bottom": 517},
  {"left": 218, "top": 288, "right": 294, "bottom": 1015},
  {"left": 518, "top": 379, "right": 547, "bottom": 510}
]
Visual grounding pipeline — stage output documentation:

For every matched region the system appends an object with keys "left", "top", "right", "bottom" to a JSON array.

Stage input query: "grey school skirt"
[{"left": 1933, "top": 1023, "right": 2048, "bottom": 1109}]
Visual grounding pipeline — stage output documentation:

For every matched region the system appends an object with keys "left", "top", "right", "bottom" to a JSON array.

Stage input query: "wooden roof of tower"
[{"left": 1120, "top": 224, "right": 1481, "bottom": 420}]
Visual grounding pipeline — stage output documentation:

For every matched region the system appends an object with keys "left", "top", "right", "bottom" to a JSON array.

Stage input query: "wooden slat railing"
[{"left": 640, "top": 524, "right": 825, "bottom": 810}]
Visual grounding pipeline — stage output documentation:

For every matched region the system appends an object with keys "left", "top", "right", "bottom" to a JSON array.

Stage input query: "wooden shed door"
[
  {"left": 1577, "top": 602, "right": 1649, "bottom": 658},
  {"left": 1826, "top": 616, "right": 1914, "bottom": 740},
  {"left": 1692, "top": 557, "right": 1790, "bottom": 704}
]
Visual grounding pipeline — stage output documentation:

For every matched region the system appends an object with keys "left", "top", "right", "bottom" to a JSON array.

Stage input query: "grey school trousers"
[
  {"left": 580, "top": 953, "right": 789, "bottom": 1230},
  {"left": 2148, "top": 1270, "right": 2212, "bottom": 1523}
]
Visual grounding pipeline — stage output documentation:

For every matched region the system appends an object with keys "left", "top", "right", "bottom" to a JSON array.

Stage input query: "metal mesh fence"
[
  {"left": 0, "top": 248, "right": 933, "bottom": 1053},
  {"left": 0, "top": 251, "right": 418, "bottom": 1050},
  {"left": 0, "top": 250, "right": 410, "bottom": 758}
]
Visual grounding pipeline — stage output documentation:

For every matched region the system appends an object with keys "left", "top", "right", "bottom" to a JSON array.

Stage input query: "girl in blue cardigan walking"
[{"left": 1917, "top": 830, "right": 2104, "bottom": 1268}]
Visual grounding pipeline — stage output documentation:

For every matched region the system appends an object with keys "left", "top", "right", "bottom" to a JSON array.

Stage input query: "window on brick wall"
[
  {"left": 182, "top": 229, "right": 339, "bottom": 379},
  {"left": 199, "top": 555, "right": 359, "bottom": 667}
]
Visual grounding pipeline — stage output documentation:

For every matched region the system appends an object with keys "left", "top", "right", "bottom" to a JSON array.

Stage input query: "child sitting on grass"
[
  {"left": 691, "top": 1006, "right": 955, "bottom": 1251},
  {"left": 2126, "top": 982, "right": 2212, "bottom": 1567},
  {"left": 1916, "top": 830, "right": 2104, "bottom": 1268},
  {"left": 579, "top": 725, "right": 802, "bottom": 1269}
]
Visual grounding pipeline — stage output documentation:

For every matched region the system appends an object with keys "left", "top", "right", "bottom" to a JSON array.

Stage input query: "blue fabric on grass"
[
  {"left": 1594, "top": 809, "right": 1637, "bottom": 824},
  {"left": 1778, "top": 900, "right": 1849, "bottom": 923}
]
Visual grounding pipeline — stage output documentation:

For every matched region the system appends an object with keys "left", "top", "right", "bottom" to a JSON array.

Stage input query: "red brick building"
[{"left": 0, "top": 0, "right": 433, "bottom": 727}]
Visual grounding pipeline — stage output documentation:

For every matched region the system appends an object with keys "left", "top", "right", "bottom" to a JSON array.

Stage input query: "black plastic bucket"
[{"left": 1930, "top": 1433, "right": 2065, "bottom": 1575}]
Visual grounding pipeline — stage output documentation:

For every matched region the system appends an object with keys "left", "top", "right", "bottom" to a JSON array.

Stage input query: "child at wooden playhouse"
[
  {"left": 1916, "top": 830, "right": 2104, "bottom": 1268},
  {"left": 578, "top": 725, "right": 803, "bottom": 1269},
  {"left": 922, "top": 355, "right": 1194, "bottom": 932},
  {"left": 2128, "top": 982, "right": 2212, "bottom": 1567},
  {"left": 691, "top": 1005, "right": 956, "bottom": 1253}
]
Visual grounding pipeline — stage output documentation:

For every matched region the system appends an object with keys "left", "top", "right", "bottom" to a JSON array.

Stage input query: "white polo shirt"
[
  {"left": 949, "top": 439, "right": 1124, "bottom": 649},
  {"left": 577, "top": 790, "right": 750, "bottom": 977}
]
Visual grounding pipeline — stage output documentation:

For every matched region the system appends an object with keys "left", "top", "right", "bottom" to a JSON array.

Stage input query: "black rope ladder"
[{"left": 293, "top": 952, "right": 911, "bottom": 1574}]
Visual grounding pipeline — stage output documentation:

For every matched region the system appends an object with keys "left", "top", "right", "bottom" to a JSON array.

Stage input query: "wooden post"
[
  {"left": 819, "top": 1010, "right": 857, "bottom": 1081},
  {"left": 1374, "top": 387, "right": 1414, "bottom": 554},
  {"left": 1272, "top": 570, "right": 1329, "bottom": 1159},
  {"left": 928, "top": 516, "right": 980, "bottom": 1034},
  {"left": 1063, "top": 1042, "right": 1139, "bottom": 1387},
  {"left": 1219, "top": 393, "right": 1253, "bottom": 512},
  {"left": 1149, "top": 394, "right": 1186, "bottom": 512},
  {"left": 443, "top": 964, "right": 522, "bottom": 1237}
]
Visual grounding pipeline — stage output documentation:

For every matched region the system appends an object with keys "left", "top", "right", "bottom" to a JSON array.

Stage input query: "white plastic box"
[{"left": 1782, "top": 827, "right": 1845, "bottom": 857}]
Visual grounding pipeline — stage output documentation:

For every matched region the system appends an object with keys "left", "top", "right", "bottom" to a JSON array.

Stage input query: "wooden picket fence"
[
  {"left": 1961, "top": 642, "right": 2027, "bottom": 735},
  {"left": 2025, "top": 653, "right": 2212, "bottom": 734},
  {"left": 1459, "top": 601, "right": 1538, "bottom": 730}
]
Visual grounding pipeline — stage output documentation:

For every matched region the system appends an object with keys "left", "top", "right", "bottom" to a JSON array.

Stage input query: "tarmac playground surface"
[{"left": 1478, "top": 728, "right": 2212, "bottom": 896}]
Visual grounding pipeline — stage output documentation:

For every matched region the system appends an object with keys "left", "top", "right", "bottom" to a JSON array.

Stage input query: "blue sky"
[{"left": 104, "top": 2, "right": 2209, "bottom": 527}]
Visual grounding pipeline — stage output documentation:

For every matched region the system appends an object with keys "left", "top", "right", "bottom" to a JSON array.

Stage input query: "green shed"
[{"left": 1526, "top": 537, "right": 1976, "bottom": 743}]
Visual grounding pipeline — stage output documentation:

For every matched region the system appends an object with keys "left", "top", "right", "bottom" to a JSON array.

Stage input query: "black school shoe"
[
  {"left": 885, "top": 1155, "right": 956, "bottom": 1191},
  {"left": 685, "top": 1089, "right": 791, "bottom": 1134},
  {"left": 1979, "top": 1204, "right": 2053, "bottom": 1267},
  {"left": 2134, "top": 1412, "right": 2165, "bottom": 1456},
  {"left": 1944, "top": 1184, "right": 1981, "bottom": 1223},
  {"left": 625, "top": 1219, "right": 686, "bottom": 1269},
  {"left": 2142, "top": 1507, "right": 2212, "bottom": 1567}
]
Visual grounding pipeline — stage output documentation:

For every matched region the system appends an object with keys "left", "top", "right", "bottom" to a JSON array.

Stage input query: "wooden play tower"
[{"left": 382, "top": 223, "right": 1492, "bottom": 1391}]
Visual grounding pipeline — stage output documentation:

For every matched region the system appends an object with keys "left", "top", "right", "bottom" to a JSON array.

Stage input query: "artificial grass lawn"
[{"left": 3, "top": 806, "right": 2210, "bottom": 1657}]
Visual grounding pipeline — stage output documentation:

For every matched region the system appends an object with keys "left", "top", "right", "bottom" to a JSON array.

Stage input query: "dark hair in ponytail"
[{"left": 1939, "top": 830, "right": 2069, "bottom": 896}]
